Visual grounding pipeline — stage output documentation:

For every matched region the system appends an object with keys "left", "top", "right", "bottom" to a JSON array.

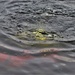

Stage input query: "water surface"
[{"left": 0, "top": 0, "right": 75, "bottom": 75}]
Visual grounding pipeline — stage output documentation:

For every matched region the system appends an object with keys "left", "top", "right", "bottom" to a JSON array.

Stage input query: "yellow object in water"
[
  {"left": 36, "top": 36, "right": 46, "bottom": 41},
  {"left": 16, "top": 28, "right": 58, "bottom": 41},
  {"left": 33, "top": 31, "right": 46, "bottom": 41},
  {"left": 37, "top": 28, "right": 45, "bottom": 33}
]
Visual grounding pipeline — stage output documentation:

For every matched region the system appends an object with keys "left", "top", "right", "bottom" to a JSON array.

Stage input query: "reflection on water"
[{"left": 0, "top": 0, "right": 75, "bottom": 75}]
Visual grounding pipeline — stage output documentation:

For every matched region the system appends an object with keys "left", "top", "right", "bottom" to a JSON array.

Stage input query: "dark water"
[{"left": 0, "top": 0, "right": 75, "bottom": 75}]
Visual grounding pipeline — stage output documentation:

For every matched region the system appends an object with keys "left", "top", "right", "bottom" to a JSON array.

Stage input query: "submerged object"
[
  {"left": 33, "top": 29, "right": 47, "bottom": 41},
  {"left": 15, "top": 28, "right": 59, "bottom": 41}
]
